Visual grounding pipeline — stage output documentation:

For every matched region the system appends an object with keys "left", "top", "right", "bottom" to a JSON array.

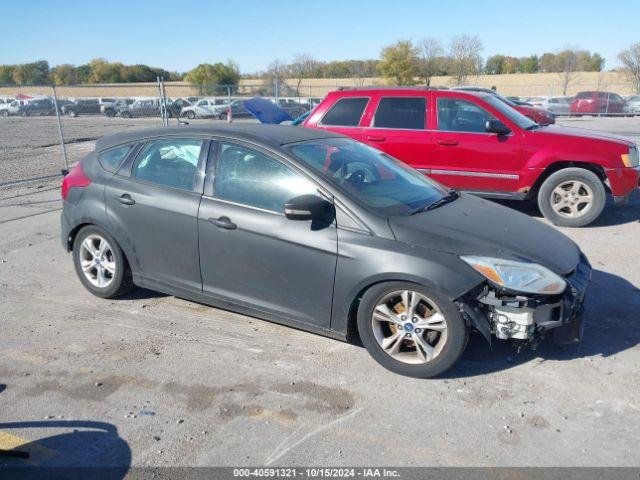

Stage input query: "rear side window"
[
  {"left": 320, "top": 97, "right": 369, "bottom": 126},
  {"left": 98, "top": 144, "right": 133, "bottom": 173},
  {"left": 373, "top": 97, "right": 426, "bottom": 130},
  {"left": 576, "top": 92, "right": 594, "bottom": 99},
  {"left": 132, "top": 138, "right": 203, "bottom": 191}
]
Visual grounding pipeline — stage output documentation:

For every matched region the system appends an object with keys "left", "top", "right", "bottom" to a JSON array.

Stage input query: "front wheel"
[
  {"left": 537, "top": 168, "right": 606, "bottom": 227},
  {"left": 186, "top": 111, "right": 195, "bottom": 119},
  {"left": 357, "top": 282, "right": 469, "bottom": 378},
  {"left": 73, "top": 226, "right": 133, "bottom": 298}
]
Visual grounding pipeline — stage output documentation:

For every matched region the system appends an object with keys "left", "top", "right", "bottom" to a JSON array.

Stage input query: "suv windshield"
[
  {"left": 287, "top": 137, "right": 449, "bottom": 216},
  {"left": 484, "top": 95, "right": 537, "bottom": 129}
]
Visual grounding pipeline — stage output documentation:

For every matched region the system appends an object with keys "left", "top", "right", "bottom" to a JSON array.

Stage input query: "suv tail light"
[{"left": 61, "top": 163, "right": 91, "bottom": 200}]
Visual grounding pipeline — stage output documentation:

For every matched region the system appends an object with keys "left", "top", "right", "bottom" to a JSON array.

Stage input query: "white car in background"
[
  {"left": 623, "top": 95, "right": 640, "bottom": 115},
  {"left": 541, "top": 96, "right": 573, "bottom": 116},
  {"left": 181, "top": 98, "right": 229, "bottom": 119},
  {"left": 524, "top": 96, "right": 546, "bottom": 107},
  {"left": 0, "top": 96, "right": 16, "bottom": 116}
]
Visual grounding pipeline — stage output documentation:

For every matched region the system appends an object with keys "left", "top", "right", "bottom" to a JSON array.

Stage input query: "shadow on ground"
[
  {"left": 494, "top": 190, "right": 640, "bottom": 228},
  {"left": 446, "top": 268, "right": 640, "bottom": 378},
  {"left": 0, "top": 420, "right": 130, "bottom": 479}
]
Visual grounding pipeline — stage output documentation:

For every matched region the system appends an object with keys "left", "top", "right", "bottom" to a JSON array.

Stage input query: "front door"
[
  {"left": 104, "top": 137, "right": 207, "bottom": 290},
  {"left": 198, "top": 141, "right": 338, "bottom": 327},
  {"left": 428, "top": 96, "right": 524, "bottom": 193}
]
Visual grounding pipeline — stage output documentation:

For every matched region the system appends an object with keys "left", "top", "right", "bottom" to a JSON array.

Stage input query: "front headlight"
[
  {"left": 460, "top": 256, "right": 567, "bottom": 295},
  {"left": 621, "top": 146, "right": 639, "bottom": 167}
]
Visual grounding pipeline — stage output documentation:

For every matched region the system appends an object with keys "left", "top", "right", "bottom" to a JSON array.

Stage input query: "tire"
[
  {"left": 104, "top": 109, "right": 115, "bottom": 118},
  {"left": 0, "top": 110, "right": 8, "bottom": 117},
  {"left": 537, "top": 167, "right": 606, "bottom": 227},
  {"left": 72, "top": 226, "right": 133, "bottom": 299},
  {"left": 67, "top": 110, "right": 77, "bottom": 118},
  {"left": 186, "top": 111, "right": 195, "bottom": 120},
  {"left": 121, "top": 111, "right": 131, "bottom": 118},
  {"left": 356, "top": 282, "right": 469, "bottom": 378},
  {"left": 20, "top": 110, "right": 28, "bottom": 117}
]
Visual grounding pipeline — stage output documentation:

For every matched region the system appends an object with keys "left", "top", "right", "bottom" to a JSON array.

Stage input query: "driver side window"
[
  {"left": 215, "top": 143, "right": 316, "bottom": 212},
  {"left": 437, "top": 98, "right": 495, "bottom": 133}
]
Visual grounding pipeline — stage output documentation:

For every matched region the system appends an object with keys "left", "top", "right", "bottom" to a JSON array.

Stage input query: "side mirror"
[
  {"left": 485, "top": 119, "right": 511, "bottom": 135},
  {"left": 284, "top": 194, "right": 334, "bottom": 222}
]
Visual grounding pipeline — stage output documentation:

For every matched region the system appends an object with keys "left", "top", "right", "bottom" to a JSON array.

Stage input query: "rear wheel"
[
  {"left": 67, "top": 109, "right": 77, "bottom": 118},
  {"left": 73, "top": 226, "right": 133, "bottom": 298},
  {"left": 104, "top": 109, "right": 115, "bottom": 118},
  {"left": 537, "top": 168, "right": 606, "bottom": 227},
  {"left": 0, "top": 110, "right": 8, "bottom": 117},
  {"left": 357, "top": 282, "right": 469, "bottom": 378},
  {"left": 186, "top": 111, "right": 195, "bottom": 119}
]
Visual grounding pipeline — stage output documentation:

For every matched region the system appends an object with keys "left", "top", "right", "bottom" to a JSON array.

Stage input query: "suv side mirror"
[
  {"left": 284, "top": 194, "right": 334, "bottom": 222},
  {"left": 485, "top": 119, "right": 511, "bottom": 135}
]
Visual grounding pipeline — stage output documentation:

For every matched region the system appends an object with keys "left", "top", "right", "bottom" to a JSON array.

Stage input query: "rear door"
[
  {"left": 360, "top": 93, "right": 433, "bottom": 169},
  {"left": 428, "top": 94, "right": 524, "bottom": 193},
  {"left": 104, "top": 136, "right": 208, "bottom": 290},
  {"left": 197, "top": 140, "right": 337, "bottom": 327}
]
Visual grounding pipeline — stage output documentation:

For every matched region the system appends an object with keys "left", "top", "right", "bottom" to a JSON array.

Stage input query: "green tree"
[
  {"left": 52, "top": 64, "right": 80, "bottom": 85},
  {"left": 185, "top": 61, "right": 240, "bottom": 95},
  {"left": 485, "top": 55, "right": 505, "bottom": 74},
  {"left": 12, "top": 61, "right": 50, "bottom": 85},
  {"left": 0, "top": 65, "right": 16, "bottom": 85},
  {"left": 378, "top": 40, "right": 420, "bottom": 86},
  {"left": 518, "top": 55, "right": 539, "bottom": 73}
]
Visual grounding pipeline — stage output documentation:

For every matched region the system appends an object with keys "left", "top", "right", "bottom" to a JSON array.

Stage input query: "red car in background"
[
  {"left": 303, "top": 87, "right": 639, "bottom": 227},
  {"left": 452, "top": 86, "right": 556, "bottom": 125},
  {"left": 571, "top": 91, "right": 625, "bottom": 116}
]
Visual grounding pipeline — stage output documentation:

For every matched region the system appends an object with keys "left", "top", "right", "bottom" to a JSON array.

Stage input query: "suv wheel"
[
  {"left": 357, "top": 282, "right": 469, "bottom": 378},
  {"left": 67, "top": 110, "right": 77, "bottom": 118},
  {"left": 0, "top": 110, "right": 8, "bottom": 117},
  {"left": 73, "top": 226, "right": 133, "bottom": 299},
  {"left": 104, "top": 109, "right": 115, "bottom": 118},
  {"left": 186, "top": 111, "right": 195, "bottom": 119},
  {"left": 537, "top": 167, "right": 606, "bottom": 227}
]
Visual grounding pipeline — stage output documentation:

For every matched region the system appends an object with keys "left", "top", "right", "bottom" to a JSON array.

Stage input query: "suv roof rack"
[{"left": 335, "top": 86, "right": 449, "bottom": 91}]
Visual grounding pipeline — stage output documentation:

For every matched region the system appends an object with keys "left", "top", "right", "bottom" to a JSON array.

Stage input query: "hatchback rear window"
[
  {"left": 320, "top": 97, "right": 369, "bottom": 126},
  {"left": 373, "top": 97, "right": 426, "bottom": 130}
]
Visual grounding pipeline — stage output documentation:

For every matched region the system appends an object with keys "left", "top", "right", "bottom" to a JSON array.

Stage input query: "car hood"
[
  {"left": 389, "top": 194, "right": 580, "bottom": 275},
  {"left": 532, "top": 124, "right": 635, "bottom": 146}
]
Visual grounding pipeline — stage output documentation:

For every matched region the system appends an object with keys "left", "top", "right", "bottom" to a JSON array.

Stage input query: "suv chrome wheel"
[
  {"left": 371, "top": 290, "right": 448, "bottom": 364},
  {"left": 550, "top": 180, "right": 594, "bottom": 219},
  {"left": 79, "top": 234, "right": 115, "bottom": 288}
]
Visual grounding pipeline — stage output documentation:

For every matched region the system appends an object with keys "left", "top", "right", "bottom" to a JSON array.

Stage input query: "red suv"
[
  {"left": 303, "top": 88, "right": 639, "bottom": 227},
  {"left": 571, "top": 91, "right": 625, "bottom": 116}
]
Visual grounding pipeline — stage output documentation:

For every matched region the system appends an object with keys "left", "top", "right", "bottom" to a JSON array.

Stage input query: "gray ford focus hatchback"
[{"left": 61, "top": 124, "right": 591, "bottom": 377}]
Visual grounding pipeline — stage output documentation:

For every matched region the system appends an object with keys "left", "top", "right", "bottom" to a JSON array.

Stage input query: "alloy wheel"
[
  {"left": 550, "top": 180, "right": 594, "bottom": 219},
  {"left": 79, "top": 234, "right": 116, "bottom": 288},
  {"left": 371, "top": 290, "right": 448, "bottom": 364}
]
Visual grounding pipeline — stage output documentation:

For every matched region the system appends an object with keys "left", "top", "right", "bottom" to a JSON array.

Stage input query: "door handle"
[
  {"left": 208, "top": 216, "right": 236, "bottom": 230},
  {"left": 437, "top": 139, "right": 459, "bottom": 146},
  {"left": 366, "top": 135, "right": 386, "bottom": 142},
  {"left": 116, "top": 193, "right": 135, "bottom": 205}
]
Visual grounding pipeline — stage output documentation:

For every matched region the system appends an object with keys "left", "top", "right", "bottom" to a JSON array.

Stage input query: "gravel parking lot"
[{"left": 0, "top": 117, "right": 639, "bottom": 469}]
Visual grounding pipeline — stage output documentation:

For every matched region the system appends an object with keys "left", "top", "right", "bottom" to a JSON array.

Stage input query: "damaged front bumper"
[{"left": 458, "top": 255, "right": 591, "bottom": 346}]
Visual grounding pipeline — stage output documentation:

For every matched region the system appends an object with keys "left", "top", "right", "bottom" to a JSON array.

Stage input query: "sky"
[{"left": 3, "top": 0, "right": 639, "bottom": 73}]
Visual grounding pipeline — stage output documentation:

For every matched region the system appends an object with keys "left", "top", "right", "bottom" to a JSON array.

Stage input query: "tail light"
[{"left": 61, "top": 163, "right": 91, "bottom": 200}]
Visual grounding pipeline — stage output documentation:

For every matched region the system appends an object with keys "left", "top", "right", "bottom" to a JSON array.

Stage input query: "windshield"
[
  {"left": 484, "top": 95, "right": 538, "bottom": 129},
  {"left": 287, "top": 138, "right": 449, "bottom": 216}
]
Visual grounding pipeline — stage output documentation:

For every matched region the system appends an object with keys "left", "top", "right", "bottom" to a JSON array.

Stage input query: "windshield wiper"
[
  {"left": 408, "top": 190, "right": 459, "bottom": 215},
  {"left": 525, "top": 124, "right": 542, "bottom": 130}
]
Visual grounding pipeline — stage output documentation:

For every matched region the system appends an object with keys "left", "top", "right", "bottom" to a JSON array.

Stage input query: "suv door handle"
[
  {"left": 208, "top": 216, "right": 237, "bottom": 230},
  {"left": 116, "top": 193, "right": 135, "bottom": 205},
  {"left": 366, "top": 135, "right": 386, "bottom": 142},
  {"left": 437, "top": 139, "right": 459, "bottom": 146}
]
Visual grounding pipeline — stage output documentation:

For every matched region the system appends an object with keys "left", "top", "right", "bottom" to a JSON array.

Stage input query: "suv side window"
[
  {"left": 373, "top": 97, "right": 426, "bottom": 130},
  {"left": 215, "top": 143, "right": 316, "bottom": 212},
  {"left": 98, "top": 144, "right": 134, "bottom": 173},
  {"left": 131, "top": 138, "right": 203, "bottom": 191},
  {"left": 320, "top": 97, "right": 369, "bottom": 127},
  {"left": 437, "top": 98, "right": 495, "bottom": 133}
]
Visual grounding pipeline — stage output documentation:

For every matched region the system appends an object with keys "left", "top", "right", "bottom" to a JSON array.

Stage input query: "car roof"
[
  {"left": 95, "top": 124, "right": 345, "bottom": 152},
  {"left": 330, "top": 87, "right": 488, "bottom": 98}
]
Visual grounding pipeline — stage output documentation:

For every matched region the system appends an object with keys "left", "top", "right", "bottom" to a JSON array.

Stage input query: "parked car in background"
[
  {"left": 101, "top": 99, "right": 134, "bottom": 117},
  {"left": 0, "top": 96, "right": 16, "bottom": 116},
  {"left": 304, "top": 88, "right": 640, "bottom": 227},
  {"left": 524, "top": 97, "right": 545, "bottom": 107},
  {"left": 273, "top": 98, "right": 308, "bottom": 119},
  {"left": 3, "top": 99, "right": 28, "bottom": 116},
  {"left": 120, "top": 98, "right": 181, "bottom": 118},
  {"left": 211, "top": 99, "right": 252, "bottom": 120},
  {"left": 571, "top": 91, "right": 625, "bottom": 116},
  {"left": 623, "top": 95, "right": 640, "bottom": 115},
  {"left": 181, "top": 98, "right": 227, "bottom": 119},
  {"left": 541, "top": 96, "right": 573, "bottom": 116},
  {"left": 17, "top": 98, "right": 56, "bottom": 116},
  {"left": 60, "top": 124, "right": 591, "bottom": 378},
  {"left": 452, "top": 87, "right": 555, "bottom": 125}
]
